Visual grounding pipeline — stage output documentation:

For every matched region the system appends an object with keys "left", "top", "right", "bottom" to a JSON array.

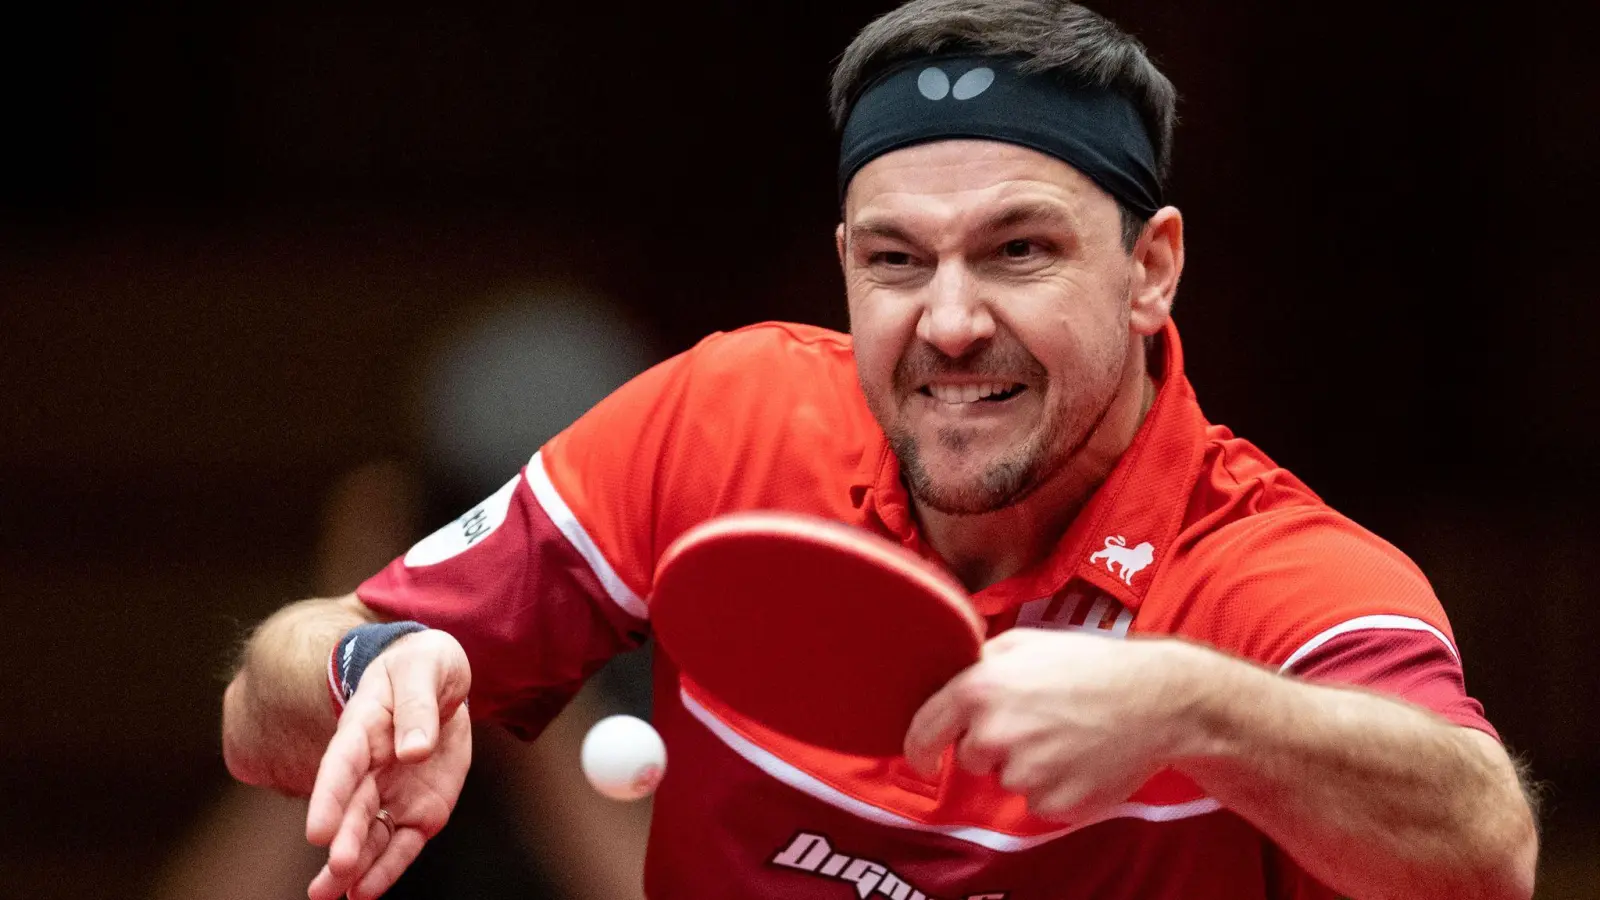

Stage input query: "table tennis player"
[{"left": 221, "top": 2, "right": 1539, "bottom": 897}]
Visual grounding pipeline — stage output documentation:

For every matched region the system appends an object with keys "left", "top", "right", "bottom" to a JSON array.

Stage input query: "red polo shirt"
[{"left": 359, "top": 319, "right": 1493, "bottom": 899}]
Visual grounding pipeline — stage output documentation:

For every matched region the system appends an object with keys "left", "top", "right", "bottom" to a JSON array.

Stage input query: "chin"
[{"left": 900, "top": 444, "right": 1045, "bottom": 517}]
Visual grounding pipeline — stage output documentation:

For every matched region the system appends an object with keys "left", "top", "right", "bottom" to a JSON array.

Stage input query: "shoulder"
[
  {"left": 1182, "top": 427, "right": 1408, "bottom": 577},
  {"left": 543, "top": 320, "right": 877, "bottom": 526},
  {"left": 670, "top": 322, "right": 871, "bottom": 454},
  {"left": 697, "top": 321, "right": 854, "bottom": 355},
  {"left": 686, "top": 322, "right": 855, "bottom": 381},
  {"left": 1189, "top": 504, "right": 1430, "bottom": 596},
  {"left": 535, "top": 322, "right": 874, "bottom": 599},
  {"left": 1154, "top": 433, "right": 1451, "bottom": 667},
  {"left": 546, "top": 322, "right": 859, "bottom": 450}
]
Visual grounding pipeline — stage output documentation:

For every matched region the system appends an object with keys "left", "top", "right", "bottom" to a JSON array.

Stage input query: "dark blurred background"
[{"left": 2, "top": 2, "right": 1595, "bottom": 898}]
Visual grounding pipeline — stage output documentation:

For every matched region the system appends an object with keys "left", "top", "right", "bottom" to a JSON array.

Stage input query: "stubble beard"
[{"left": 889, "top": 340, "right": 1128, "bottom": 517}]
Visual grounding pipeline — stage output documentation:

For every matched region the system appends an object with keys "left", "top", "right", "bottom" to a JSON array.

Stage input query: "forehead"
[{"left": 844, "top": 139, "right": 1112, "bottom": 226}]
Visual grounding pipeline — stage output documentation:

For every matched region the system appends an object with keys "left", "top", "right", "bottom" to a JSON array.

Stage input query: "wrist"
[
  {"left": 1157, "top": 640, "right": 1259, "bottom": 771},
  {"left": 327, "top": 620, "right": 430, "bottom": 714}
]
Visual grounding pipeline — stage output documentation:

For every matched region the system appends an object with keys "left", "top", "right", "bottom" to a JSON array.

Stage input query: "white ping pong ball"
[{"left": 580, "top": 714, "right": 667, "bottom": 801}]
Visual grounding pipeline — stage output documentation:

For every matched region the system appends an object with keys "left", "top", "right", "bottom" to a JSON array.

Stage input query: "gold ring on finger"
[{"left": 374, "top": 808, "right": 397, "bottom": 840}]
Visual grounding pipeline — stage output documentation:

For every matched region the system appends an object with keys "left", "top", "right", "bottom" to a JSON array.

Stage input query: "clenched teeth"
[{"left": 926, "top": 382, "right": 1021, "bottom": 404}]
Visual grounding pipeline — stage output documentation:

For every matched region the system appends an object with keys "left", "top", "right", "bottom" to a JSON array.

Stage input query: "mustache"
[{"left": 893, "top": 340, "right": 1047, "bottom": 392}]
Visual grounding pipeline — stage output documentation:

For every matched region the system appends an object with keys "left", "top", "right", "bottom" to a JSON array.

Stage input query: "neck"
[{"left": 916, "top": 337, "right": 1156, "bottom": 593}]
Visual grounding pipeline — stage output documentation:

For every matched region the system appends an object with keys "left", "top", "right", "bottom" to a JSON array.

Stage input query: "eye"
[
  {"left": 869, "top": 251, "right": 914, "bottom": 267},
  {"left": 1000, "top": 239, "right": 1037, "bottom": 259}
]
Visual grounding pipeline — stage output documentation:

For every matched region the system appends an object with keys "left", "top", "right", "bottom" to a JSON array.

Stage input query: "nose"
[{"left": 915, "top": 262, "right": 995, "bottom": 359}]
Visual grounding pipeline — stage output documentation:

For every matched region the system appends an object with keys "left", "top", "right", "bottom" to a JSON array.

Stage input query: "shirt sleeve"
[
  {"left": 357, "top": 468, "right": 649, "bottom": 739},
  {"left": 1183, "top": 507, "right": 1499, "bottom": 740},
  {"left": 356, "top": 324, "right": 859, "bottom": 739},
  {"left": 357, "top": 344, "right": 712, "bottom": 739},
  {"left": 1281, "top": 625, "right": 1497, "bottom": 738}
]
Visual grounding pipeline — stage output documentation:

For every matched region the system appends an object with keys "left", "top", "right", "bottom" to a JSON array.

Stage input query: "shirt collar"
[{"left": 852, "top": 318, "right": 1210, "bottom": 615}]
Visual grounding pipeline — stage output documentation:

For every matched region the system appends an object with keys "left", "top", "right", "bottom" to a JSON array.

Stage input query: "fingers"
[
  {"left": 911, "top": 629, "right": 1029, "bottom": 776},
  {"left": 307, "top": 862, "right": 341, "bottom": 900},
  {"left": 308, "top": 806, "right": 390, "bottom": 900},
  {"left": 307, "top": 698, "right": 390, "bottom": 846},
  {"left": 328, "top": 777, "right": 382, "bottom": 876},
  {"left": 982, "top": 627, "right": 1031, "bottom": 656},
  {"left": 1022, "top": 773, "right": 1116, "bottom": 824},
  {"left": 904, "top": 672, "right": 977, "bottom": 777},
  {"left": 953, "top": 727, "right": 1007, "bottom": 777},
  {"left": 906, "top": 637, "right": 1032, "bottom": 779},
  {"left": 309, "top": 635, "right": 464, "bottom": 841},
  {"left": 387, "top": 649, "right": 445, "bottom": 764},
  {"left": 300, "top": 635, "right": 470, "bottom": 900},
  {"left": 349, "top": 827, "right": 428, "bottom": 900}
]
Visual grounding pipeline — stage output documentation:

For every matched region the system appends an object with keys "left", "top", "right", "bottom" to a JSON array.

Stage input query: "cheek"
[
  {"left": 1004, "top": 277, "right": 1128, "bottom": 373},
  {"left": 847, "top": 287, "right": 918, "bottom": 394}
]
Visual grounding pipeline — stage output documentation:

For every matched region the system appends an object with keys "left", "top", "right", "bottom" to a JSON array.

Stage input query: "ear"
[
  {"left": 1128, "top": 206, "right": 1184, "bottom": 336},
  {"left": 835, "top": 222, "right": 847, "bottom": 272}
]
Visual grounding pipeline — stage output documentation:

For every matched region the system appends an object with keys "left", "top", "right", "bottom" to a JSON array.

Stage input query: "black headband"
[{"left": 838, "top": 55, "right": 1163, "bottom": 217}]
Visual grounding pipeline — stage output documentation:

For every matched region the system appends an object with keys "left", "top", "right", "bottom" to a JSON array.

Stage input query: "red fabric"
[
  {"left": 647, "top": 675, "right": 1299, "bottom": 900},
  {"left": 1285, "top": 628, "right": 1497, "bottom": 739},
  {"left": 356, "top": 320, "right": 1494, "bottom": 898},
  {"left": 652, "top": 513, "right": 982, "bottom": 757},
  {"left": 326, "top": 642, "right": 345, "bottom": 716},
  {"left": 357, "top": 470, "right": 644, "bottom": 739}
]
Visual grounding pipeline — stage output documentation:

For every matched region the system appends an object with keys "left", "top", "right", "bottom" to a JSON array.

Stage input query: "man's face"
[{"left": 840, "top": 140, "right": 1138, "bottom": 516}]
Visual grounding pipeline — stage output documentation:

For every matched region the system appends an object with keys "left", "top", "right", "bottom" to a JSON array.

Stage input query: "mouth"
[{"left": 918, "top": 382, "right": 1028, "bottom": 406}]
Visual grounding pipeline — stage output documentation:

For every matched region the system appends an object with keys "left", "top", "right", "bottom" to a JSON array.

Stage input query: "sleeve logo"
[{"left": 403, "top": 474, "right": 521, "bottom": 568}]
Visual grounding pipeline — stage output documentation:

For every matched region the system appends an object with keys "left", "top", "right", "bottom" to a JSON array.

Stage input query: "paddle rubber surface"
[{"left": 652, "top": 512, "right": 983, "bottom": 757}]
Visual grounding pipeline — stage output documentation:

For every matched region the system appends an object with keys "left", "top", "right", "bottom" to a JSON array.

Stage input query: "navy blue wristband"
[{"left": 327, "top": 621, "right": 429, "bottom": 713}]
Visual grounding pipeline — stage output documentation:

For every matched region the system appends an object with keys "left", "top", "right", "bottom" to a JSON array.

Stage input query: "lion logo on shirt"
[{"left": 1088, "top": 536, "right": 1155, "bottom": 585}]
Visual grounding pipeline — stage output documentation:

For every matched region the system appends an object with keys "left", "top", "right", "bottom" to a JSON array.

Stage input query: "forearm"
[
  {"left": 223, "top": 594, "right": 379, "bottom": 794},
  {"left": 1170, "top": 643, "right": 1536, "bottom": 900}
]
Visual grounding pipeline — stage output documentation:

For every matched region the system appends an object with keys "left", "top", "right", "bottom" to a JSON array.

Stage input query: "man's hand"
[
  {"left": 305, "top": 630, "right": 473, "bottom": 900},
  {"left": 905, "top": 627, "right": 1536, "bottom": 899},
  {"left": 903, "top": 628, "right": 1191, "bottom": 822}
]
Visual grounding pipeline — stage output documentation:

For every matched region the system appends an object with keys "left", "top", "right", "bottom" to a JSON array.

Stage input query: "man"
[{"left": 222, "top": 2, "right": 1539, "bottom": 898}]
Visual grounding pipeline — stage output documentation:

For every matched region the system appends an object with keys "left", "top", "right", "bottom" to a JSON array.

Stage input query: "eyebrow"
[
  {"left": 848, "top": 200, "right": 1079, "bottom": 248},
  {"left": 973, "top": 200, "right": 1078, "bottom": 238},
  {"left": 847, "top": 219, "right": 917, "bottom": 247}
]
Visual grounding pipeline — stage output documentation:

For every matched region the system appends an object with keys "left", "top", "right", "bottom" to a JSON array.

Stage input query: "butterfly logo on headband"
[{"left": 916, "top": 66, "right": 995, "bottom": 102}]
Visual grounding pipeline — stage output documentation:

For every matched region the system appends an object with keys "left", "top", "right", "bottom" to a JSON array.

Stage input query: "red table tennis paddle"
[{"left": 651, "top": 511, "right": 984, "bottom": 757}]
